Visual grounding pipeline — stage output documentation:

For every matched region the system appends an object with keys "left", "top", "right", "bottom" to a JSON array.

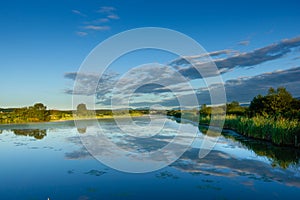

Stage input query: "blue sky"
[{"left": 1, "top": 0, "right": 300, "bottom": 109}]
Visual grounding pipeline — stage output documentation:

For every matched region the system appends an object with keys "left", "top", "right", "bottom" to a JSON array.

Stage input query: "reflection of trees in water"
[
  {"left": 222, "top": 131, "right": 300, "bottom": 169},
  {"left": 172, "top": 116, "right": 300, "bottom": 169},
  {"left": 77, "top": 127, "right": 87, "bottom": 134},
  {"left": 12, "top": 129, "right": 47, "bottom": 140},
  {"left": 198, "top": 126, "right": 221, "bottom": 137},
  {"left": 76, "top": 121, "right": 87, "bottom": 134}
]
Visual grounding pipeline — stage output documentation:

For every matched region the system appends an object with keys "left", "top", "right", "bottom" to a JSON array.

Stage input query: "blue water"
[{"left": 0, "top": 117, "right": 300, "bottom": 200}]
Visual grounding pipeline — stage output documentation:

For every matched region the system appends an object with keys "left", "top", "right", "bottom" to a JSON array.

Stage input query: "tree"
[
  {"left": 34, "top": 103, "right": 47, "bottom": 111},
  {"left": 77, "top": 103, "right": 88, "bottom": 116},
  {"left": 199, "top": 104, "right": 212, "bottom": 116},
  {"left": 12, "top": 129, "right": 47, "bottom": 140},
  {"left": 32, "top": 103, "right": 50, "bottom": 121},
  {"left": 226, "top": 101, "right": 246, "bottom": 116},
  {"left": 0, "top": 103, "right": 51, "bottom": 123},
  {"left": 249, "top": 94, "right": 266, "bottom": 116},
  {"left": 249, "top": 87, "right": 294, "bottom": 118},
  {"left": 268, "top": 87, "right": 293, "bottom": 114}
]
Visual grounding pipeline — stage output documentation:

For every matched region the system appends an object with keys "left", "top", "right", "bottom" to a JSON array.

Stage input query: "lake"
[{"left": 0, "top": 116, "right": 300, "bottom": 200}]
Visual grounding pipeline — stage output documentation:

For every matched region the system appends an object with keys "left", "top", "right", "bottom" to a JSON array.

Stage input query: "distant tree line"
[
  {"left": 0, "top": 102, "right": 151, "bottom": 124},
  {"left": 167, "top": 87, "right": 300, "bottom": 147},
  {"left": 198, "top": 87, "right": 300, "bottom": 120},
  {"left": 0, "top": 103, "right": 50, "bottom": 124}
]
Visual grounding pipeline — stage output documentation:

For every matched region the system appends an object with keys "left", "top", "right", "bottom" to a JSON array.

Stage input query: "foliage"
[
  {"left": 12, "top": 129, "right": 47, "bottom": 140},
  {"left": 222, "top": 131, "right": 300, "bottom": 168},
  {"left": 0, "top": 103, "right": 50, "bottom": 124},
  {"left": 249, "top": 87, "right": 299, "bottom": 119},
  {"left": 226, "top": 101, "right": 247, "bottom": 116},
  {"left": 199, "top": 104, "right": 211, "bottom": 116},
  {"left": 199, "top": 101, "right": 246, "bottom": 117},
  {"left": 167, "top": 110, "right": 181, "bottom": 118},
  {"left": 166, "top": 87, "right": 300, "bottom": 147},
  {"left": 77, "top": 103, "right": 88, "bottom": 116},
  {"left": 221, "top": 115, "right": 300, "bottom": 146}
]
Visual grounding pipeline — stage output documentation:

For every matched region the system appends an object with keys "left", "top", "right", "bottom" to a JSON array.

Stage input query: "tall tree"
[
  {"left": 77, "top": 103, "right": 88, "bottom": 116},
  {"left": 249, "top": 87, "right": 294, "bottom": 118},
  {"left": 33, "top": 103, "right": 50, "bottom": 121}
]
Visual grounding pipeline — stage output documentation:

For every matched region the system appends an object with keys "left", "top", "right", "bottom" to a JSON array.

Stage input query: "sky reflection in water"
[{"left": 0, "top": 117, "right": 300, "bottom": 200}]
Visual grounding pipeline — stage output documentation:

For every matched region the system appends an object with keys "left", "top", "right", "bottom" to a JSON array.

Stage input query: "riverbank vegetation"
[
  {"left": 0, "top": 103, "right": 51, "bottom": 124},
  {"left": 222, "top": 130, "right": 300, "bottom": 168},
  {"left": 1, "top": 87, "right": 299, "bottom": 147},
  {"left": 0, "top": 103, "right": 150, "bottom": 124},
  {"left": 167, "top": 87, "right": 300, "bottom": 147}
]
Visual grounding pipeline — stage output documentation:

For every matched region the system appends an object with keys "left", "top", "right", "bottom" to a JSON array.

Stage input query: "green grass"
[{"left": 200, "top": 115, "right": 300, "bottom": 146}]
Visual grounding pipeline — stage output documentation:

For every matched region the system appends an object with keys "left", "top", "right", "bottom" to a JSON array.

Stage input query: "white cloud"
[
  {"left": 76, "top": 31, "right": 88, "bottom": 37},
  {"left": 107, "top": 14, "right": 119, "bottom": 20},
  {"left": 83, "top": 25, "right": 110, "bottom": 31},
  {"left": 172, "top": 36, "right": 300, "bottom": 80},
  {"left": 238, "top": 40, "right": 250, "bottom": 46},
  {"left": 92, "top": 18, "right": 110, "bottom": 23},
  {"left": 98, "top": 6, "right": 116, "bottom": 13},
  {"left": 72, "top": 9, "right": 87, "bottom": 17},
  {"left": 74, "top": 5, "right": 119, "bottom": 36},
  {"left": 66, "top": 36, "right": 300, "bottom": 107}
]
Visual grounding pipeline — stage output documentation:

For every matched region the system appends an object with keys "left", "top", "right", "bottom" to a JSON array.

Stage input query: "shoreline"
[
  {"left": 0, "top": 114, "right": 147, "bottom": 126},
  {"left": 168, "top": 115, "right": 300, "bottom": 149}
]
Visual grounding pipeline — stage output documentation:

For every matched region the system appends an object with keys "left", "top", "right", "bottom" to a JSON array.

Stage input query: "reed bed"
[{"left": 200, "top": 115, "right": 300, "bottom": 146}]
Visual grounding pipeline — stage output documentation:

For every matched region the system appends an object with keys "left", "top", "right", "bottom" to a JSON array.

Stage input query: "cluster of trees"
[
  {"left": 199, "top": 87, "right": 300, "bottom": 120},
  {"left": 0, "top": 102, "right": 153, "bottom": 124},
  {"left": 0, "top": 103, "right": 50, "bottom": 124},
  {"left": 49, "top": 110, "right": 73, "bottom": 121},
  {"left": 0, "top": 103, "right": 80, "bottom": 124},
  {"left": 197, "top": 87, "right": 300, "bottom": 127},
  {"left": 249, "top": 87, "right": 300, "bottom": 119},
  {"left": 12, "top": 129, "right": 47, "bottom": 140},
  {"left": 76, "top": 103, "right": 148, "bottom": 118},
  {"left": 199, "top": 101, "right": 246, "bottom": 117},
  {"left": 168, "top": 87, "right": 300, "bottom": 147}
]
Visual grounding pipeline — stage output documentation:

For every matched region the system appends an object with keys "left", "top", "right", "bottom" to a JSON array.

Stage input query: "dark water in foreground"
[{"left": 0, "top": 117, "right": 300, "bottom": 200}]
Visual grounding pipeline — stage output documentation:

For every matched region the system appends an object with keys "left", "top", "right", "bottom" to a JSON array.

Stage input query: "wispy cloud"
[
  {"left": 83, "top": 25, "right": 110, "bottom": 31},
  {"left": 76, "top": 31, "right": 88, "bottom": 37},
  {"left": 141, "top": 66, "right": 300, "bottom": 107},
  {"left": 73, "top": 5, "right": 119, "bottom": 36},
  {"left": 72, "top": 9, "right": 87, "bottom": 17},
  {"left": 174, "top": 36, "right": 300, "bottom": 80},
  {"left": 238, "top": 40, "right": 250, "bottom": 46},
  {"left": 64, "top": 71, "right": 119, "bottom": 103},
  {"left": 107, "top": 14, "right": 120, "bottom": 20},
  {"left": 98, "top": 6, "right": 116, "bottom": 14},
  {"left": 91, "top": 18, "right": 110, "bottom": 24},
  {"left": 196, "top": 66, "right": 300, "bottom": 104},
  {"left": 65, "top": 36, "right": 300, "bottom": 107},
  {"left": 97, "top": 6, "right": 119, "bottom": 20},
  {"left": 65, "top": 65, "right": 195, "bottom": 108}
]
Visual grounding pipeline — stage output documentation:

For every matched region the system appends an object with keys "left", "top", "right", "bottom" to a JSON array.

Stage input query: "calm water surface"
[{"left": 0, "top": 117, "right": 300, "bottom": 200}]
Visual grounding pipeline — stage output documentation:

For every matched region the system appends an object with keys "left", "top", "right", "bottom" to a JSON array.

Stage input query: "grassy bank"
[
  {"left": 0, "top": 113, "right": 147, "bottom": 125},
  {"left": 0, "top": 102, "right": 149, "bottom": 125},
  {"left": 199, "top": 115, "right": 300, "bottom": 147},
  {"left": 167, "top": 109, "right": 300, "bottom": 147}
]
